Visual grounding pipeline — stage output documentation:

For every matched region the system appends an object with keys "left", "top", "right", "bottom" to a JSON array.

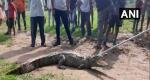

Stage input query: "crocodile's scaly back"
[
  {"left": 8, "top": 53, "right": 61, "bottom": 74},
  {"left": 7, "top": 51, "right": 102, "bottom": 75}
]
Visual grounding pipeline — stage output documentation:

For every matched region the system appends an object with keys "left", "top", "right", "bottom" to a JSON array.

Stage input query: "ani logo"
[{"left": 119, "top": 8, "right": 141, "bottom": 20}]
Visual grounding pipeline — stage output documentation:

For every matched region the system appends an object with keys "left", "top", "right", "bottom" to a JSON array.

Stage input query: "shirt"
[
  {"left": 8, "top": 2, "right": 16, "bottom": 19},
  {"left": 4, "top": 0, "right": 8, "bottom": 11},
  {"left": 54, "top": 0, "right": 67, "bottom": 10},
  {"left": 146, "top": 0, "right": 150, "bottom": 14},
  {"left": 15, "top": 0, "right": 26, "bottom": 12},
  {"left": 47, "top": 0, "right": 52, "bottom": 9},
  {"left": 111, "top": 0, "right": 126, "bottom": 15},
  {"left": 29, "top": 0, "right": 45, "bottom": 17},
  {"left": 95, "top": 0, "right": 111, "bottom": 11},
  {"left": 136, "top": 0, "right": 144, "bottom": 9},
  {"left": 70, "top": 0, "right": 77, "bottom": 10},
  {"left": 80, "top": 0, "right": 90, "bottom": 12}
]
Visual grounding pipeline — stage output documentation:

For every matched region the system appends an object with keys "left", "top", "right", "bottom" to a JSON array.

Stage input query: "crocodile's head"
[{"left": 86, "top": 56, "right": 108, "bottom": 67}]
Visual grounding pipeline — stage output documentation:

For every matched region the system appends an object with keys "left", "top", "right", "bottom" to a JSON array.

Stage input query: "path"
[{"left": 0, "top": 32, "right": 149, "bottom": 80}]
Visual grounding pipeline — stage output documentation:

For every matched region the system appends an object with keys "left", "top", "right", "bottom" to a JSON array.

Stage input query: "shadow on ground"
[{"left": 86, "top": 69, "right": 116, "bottom": 80}]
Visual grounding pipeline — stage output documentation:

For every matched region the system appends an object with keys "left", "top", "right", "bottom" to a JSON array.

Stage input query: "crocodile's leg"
[
  {"left": 78, "top": 64, "right": 85, "bottom": 69},
  {"left": 57, "top": 55, "right": 66, "bottom": 69}
]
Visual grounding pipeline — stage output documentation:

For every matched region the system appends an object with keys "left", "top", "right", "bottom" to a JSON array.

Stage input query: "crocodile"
[{"left": 7, "top": 51, "right": 104, "bottom": 75}]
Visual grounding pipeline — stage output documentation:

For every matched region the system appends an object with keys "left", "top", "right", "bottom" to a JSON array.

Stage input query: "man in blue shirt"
[{"left": 107, "top": 0, "right": 126, "bottom": 45}]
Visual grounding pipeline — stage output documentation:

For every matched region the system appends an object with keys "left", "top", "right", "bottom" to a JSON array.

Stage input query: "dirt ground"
[{"left": 0, "top": 32, "right": 149, "bottom": 80}]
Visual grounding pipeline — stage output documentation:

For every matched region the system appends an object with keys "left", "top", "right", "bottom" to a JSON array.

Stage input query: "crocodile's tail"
[
  {"left": 7, "top": 62, "right": 36, "bottom": 75},
  {"left": 7, "top": 55, "right": 54, "bottom": 75}
]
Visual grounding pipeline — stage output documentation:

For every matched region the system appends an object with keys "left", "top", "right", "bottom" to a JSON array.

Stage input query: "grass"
[
  {"left": 0, "top": 33, "right": 12, "bottom": 45},
  {"left": 0, "top": 24, "right": 12, "bottom": 46}
]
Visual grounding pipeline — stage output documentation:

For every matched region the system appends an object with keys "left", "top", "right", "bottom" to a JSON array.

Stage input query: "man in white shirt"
[
  {"left": 78, "top": 0, "right": 92, "bottom": 37},
  {"left": 29, "top": 0, "right": 46, "bottom": 47},
  {"left": 46, "top": 0, "right": 55, "bottom": 28},
  {"left": 3, "top": 0, "right": 9, "bottom": 35},
  {"left": 51, "top": 0, "right": 74, "bottom": 46}
]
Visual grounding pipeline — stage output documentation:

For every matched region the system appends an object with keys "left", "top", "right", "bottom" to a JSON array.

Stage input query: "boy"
[
  {"left": 46, "top": 0, "right": 55, "bottom": 28},
  {"left": 77, "top": 0, "right": 92, "bottom": 37},
  {"left": 8, "top": 0, "right": 16, "bottom": 36},
  {"left": 14, "top": 0, "right": 26, "bottom": 32},
  {"left": 51, "top": 0, "right": 74, "bottom": 46},
  {"left": 3, "top": 0, "right": 9, "bottom": 35},
  {"left": 29, "top": 0, "right": 46, "bottom": 47}
]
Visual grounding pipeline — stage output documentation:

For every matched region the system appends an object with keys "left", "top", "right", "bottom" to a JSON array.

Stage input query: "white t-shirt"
[
  {"left": 29, "top": 0, "right": 45, "bottom": 17},
  {"left": 54, "top": 0, "right": 67, "bottom": 10},
  {"left": 4, "top": 0, "right": 8, "bottom": 11},
  {"left": 80, "top": 0, "right": 90, "bottom": 12},
  {"left": 47, "top": 0, "right": 52, "bottom": 9}
]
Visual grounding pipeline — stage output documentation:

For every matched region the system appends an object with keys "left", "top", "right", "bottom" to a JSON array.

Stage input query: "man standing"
[
  {"left": 15, "top": 0, "right": 26, "bottom": 32},
  {"left": 29, "top": 0, "right": 46, "bottom": 47},
  {"left": 3, "top": 0, "right": 9, "bottom": 35},
  {"left": 94, "top": 0, "right": 112, "bottom": 49},
  {"left": 77, "top": 0, "right": 92, "bottom": 38},
  {"left": 7, "top": 0, "right": 16, "bottom": 36},
  {"left": 133, "top": 0, "right": 144, "bottom": 33},
  {"left": 140, "top": 0, "right": 150, "bottom": 30},
  {"left": 51, "top": 0, "right": 74, "bottom": 46},
  {"left": 145, "top": 0, "right": 150, "bottom": 29},
  {"left": 69, "top": 0, "right": 77, "bottom": 33},
  {"left": 46, "top": 0, "right": 55, "bottom": 28},
  {"left": 108, "top": 0, "right": 126, "bottom": 45}
]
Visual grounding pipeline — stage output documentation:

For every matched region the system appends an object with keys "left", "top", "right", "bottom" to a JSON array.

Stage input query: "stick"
[{"left": 96, "top": 28, "right": 150, "bottom": 58}]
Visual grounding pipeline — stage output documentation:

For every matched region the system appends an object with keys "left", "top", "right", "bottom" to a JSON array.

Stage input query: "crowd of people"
[{"left": 0, "top": 0, "right": 149, "bottom": 50}]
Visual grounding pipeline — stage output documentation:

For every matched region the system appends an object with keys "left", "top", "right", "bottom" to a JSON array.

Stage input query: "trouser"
[
  {"left": 147, "top": 11, "right": 150, "bottom": 29},
  {"left": 30, "top": 16, "right": 45, "bottom": 46},
  {"left": 80, "top": 12, "right": 91, "bottom": 36},
  {"left": 54, "top": 9, "right": 73, "bottom": 44},
  {"left": 70, "top": 8, "right": 77, "bottom": 33},
  {"left": 5, "top": 10, "right": 9, "bottom": 33},
  {"left": 133, "top": 19, "right": 140, "bottom": 33},
  {"left": 97, "top": 9, "right": 110, "bottom": 45},
  {"left": 17, "top": 11, "right": 26, "bottom": 31},
  {"left": 48, "top": 10, "right": 55, "bottom": 27},
  {"left": 108, "top": 14, "right": 122, "bottom": 45},
  {"left": 8, "top": 18, "right": 15, "bottom": 35}
]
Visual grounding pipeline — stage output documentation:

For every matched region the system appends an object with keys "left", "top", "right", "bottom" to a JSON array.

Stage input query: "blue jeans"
[
  {"left": 48, "top": 10, "right": 55, "bottom": 27},
  {"left": 54, "top": 9, "right": 73, "bottom": 44},
  {"left": 70, "top": 8, "right": 77, "bottom": 33},
  {"left": 97, "top": 9, "right": 110, "bottom": 45},
  {"left": 17, "top": 11, "right": 26, "bottom": 30},
  {"left": 30, "top": 16, "right": 45, "bottom": 46},
  {"left": 80, "top": 12, "right": 91, "bottom": 37}
]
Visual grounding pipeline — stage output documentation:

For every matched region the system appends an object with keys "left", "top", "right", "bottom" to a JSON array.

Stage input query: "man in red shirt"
[
  {"left": 8, "top": 0, "right": 16, "bottom": 35},
  {"left": 15, "top": 0, "right": 26, "bottom": 32}
]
